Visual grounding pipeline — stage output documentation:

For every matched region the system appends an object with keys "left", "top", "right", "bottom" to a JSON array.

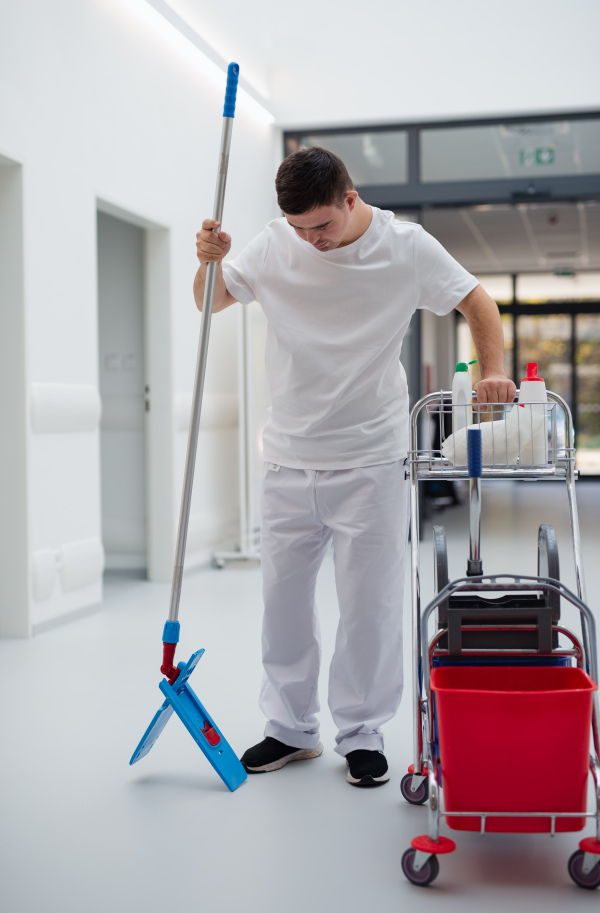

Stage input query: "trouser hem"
[
  {"left": 334, "top": 732, "right": 385, "bottom": 757},
  {"left": 264, "top": 721, "right": 321, "bottom": 751}
]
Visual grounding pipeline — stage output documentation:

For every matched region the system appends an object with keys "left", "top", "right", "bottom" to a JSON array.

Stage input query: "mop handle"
[{"left": 162, "top": 64, "right": 239, "bottom": 672}]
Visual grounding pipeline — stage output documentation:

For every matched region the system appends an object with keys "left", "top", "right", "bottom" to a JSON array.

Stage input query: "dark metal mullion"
[
  {"left": 407, "top": 127, "right": 420, "bottom": 186},
  {"left": 498, "top": 300, "right": 600, "bottom": 316}
]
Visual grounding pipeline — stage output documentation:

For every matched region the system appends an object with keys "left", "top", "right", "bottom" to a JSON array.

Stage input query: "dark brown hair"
[{"left": 275, "top": 147, "right": 354, "bottom": 215}]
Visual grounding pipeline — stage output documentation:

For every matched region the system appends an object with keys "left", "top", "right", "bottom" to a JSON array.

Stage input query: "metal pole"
[{"left": 168, "top": 114, "right": 235, "bottom": 623}]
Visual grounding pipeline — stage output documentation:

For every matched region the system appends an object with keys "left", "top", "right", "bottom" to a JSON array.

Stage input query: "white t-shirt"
[{"left": 222, "top": 207, "right": 478, "bottom": 470}]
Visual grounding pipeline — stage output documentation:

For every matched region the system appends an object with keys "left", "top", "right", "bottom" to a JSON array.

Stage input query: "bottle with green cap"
[{"left": 452, "top": 359, "right": 477, "bottom": 433}]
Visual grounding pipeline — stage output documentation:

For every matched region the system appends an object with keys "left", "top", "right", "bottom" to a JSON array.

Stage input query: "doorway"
[{"left": 97, "top": 211, "right": 148, "bottom": 574}]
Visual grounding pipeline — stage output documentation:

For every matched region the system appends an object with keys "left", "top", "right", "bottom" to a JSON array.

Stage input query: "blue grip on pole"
[
  {"left": 223, "top": 62, "right": 240, "bottom": 118},
  {"left": 162, "top": 620, "right": 180, "bottom": 644},
  {"left": 467, "top": 426, "right": 482, "bottom": 478}
]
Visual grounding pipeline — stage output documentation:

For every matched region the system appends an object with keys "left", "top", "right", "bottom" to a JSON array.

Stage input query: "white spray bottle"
[
  {"left": 516, "top": 362, "right": 548, "bottom": 465},
  {"left": 452, "top": 360, "right": 476, "bottom": 433}
]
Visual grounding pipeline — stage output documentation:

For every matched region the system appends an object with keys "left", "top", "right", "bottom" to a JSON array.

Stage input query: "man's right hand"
[
  {"left": 193, "top": 219, "right": 237, "bottom": 313},
  {"left": 196, "top": 219, "right": 231, "bottom": 264}
]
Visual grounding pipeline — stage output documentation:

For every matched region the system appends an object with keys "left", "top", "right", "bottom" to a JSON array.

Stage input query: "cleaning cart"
[{"left": 400, "top": 388, "right": 600, "bottom": 888}]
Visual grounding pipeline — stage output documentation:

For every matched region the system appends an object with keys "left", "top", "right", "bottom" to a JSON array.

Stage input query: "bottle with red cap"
[{"left": 517, "top": 362, "right": 548, "bottom": 465}]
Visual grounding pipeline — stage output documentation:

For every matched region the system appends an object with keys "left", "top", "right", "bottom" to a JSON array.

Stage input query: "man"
[{"left": 194, "top": 147, "right": 516, "bottom": 787}]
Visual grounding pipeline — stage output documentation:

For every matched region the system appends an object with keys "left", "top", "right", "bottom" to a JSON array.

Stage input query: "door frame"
[{"left": 96, "top": 199, "right": 174, "bottom": 581}]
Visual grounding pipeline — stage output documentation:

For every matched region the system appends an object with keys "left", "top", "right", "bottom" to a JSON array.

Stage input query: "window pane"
[
  {"left": 516, "top": 271, "right": 600, "bottom": 302},
  {"left": 456, "top": 313, "right": 514, "bottom": 389},
  {"left": 476, "top": 274, "right": 513, "bottom": 304},
  {"left": 394, "top": 210, "right": 419, "bottom": 223},
  {"left": 575, "top": 314, "right": 600, "bottom": 475},
  {"left": 421, "top": 119, "right": 600, "bottom": 183},
  {"left": 516, "top": 314, "right": 572, "bottom": 406},
  {"left": 501, "top": 313, "right": 514, "bottom": 380},
  {"left": 290, "top": 131, "right": 408, "bottom": 186}
]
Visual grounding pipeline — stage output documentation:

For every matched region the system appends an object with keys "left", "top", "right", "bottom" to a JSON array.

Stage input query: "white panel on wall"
[
  {"left": 175, "top": 392, "right": 238, "bottom": 432},
  {"left": 30, "top": 383, "right": 101, "bottom": 434},
  {"left": 59, "top": 538, "right": 105, "bottom": 592}
]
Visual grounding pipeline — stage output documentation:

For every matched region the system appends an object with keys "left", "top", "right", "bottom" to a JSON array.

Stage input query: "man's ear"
[{"left": 345, "top": 190, "right": 358, "bottom": 211}]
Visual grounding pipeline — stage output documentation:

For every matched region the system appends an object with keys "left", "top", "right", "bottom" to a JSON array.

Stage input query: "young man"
[{"left": 194, "top": 147, "right": 515, "bottom": 787}]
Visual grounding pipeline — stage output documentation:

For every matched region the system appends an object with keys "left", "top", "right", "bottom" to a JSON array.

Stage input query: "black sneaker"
[
  {"left": 345, "top": 749, "right": 390, "bottom": 787},
  {"left": 241, "top": 737, "right": 324, "bottom": 773}
]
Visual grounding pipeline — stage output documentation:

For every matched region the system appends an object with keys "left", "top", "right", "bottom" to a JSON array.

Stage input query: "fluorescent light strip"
[{"left": 145, "top": 0, "right": 274, "bottom": 120}]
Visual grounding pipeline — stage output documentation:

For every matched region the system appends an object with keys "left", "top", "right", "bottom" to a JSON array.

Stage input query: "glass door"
[{"left": 575, "top": 314, "right": 600, "bottom": 474}]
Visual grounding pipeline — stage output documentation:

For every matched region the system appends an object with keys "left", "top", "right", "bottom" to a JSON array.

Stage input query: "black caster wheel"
[
  {"left": 568, "top": 850, "right": 600, "bottom": 889},
  {"left": 401, "top": 848, "right": 440, "bottom": 887},
  {"left": 400, "top": 772, "right": 429, "bottom": 805}
]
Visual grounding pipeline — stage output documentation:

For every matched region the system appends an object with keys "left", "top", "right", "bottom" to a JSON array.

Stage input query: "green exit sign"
[{"left": 520, "top": 146, "right": 555, "bottom": 167}]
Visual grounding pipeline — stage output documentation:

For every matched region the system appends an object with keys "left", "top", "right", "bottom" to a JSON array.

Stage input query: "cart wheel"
[
  {"left": 400, "top": 772, "right": 429, "bottom": 805},
  {"left": 537, "top": 524, "right": 560, "bottom": 614},
  {"left": 567, "top": 850, "right": 600, "bottom": 889},
  {"left": 433, "top": 525, "right": 449, "bottom": 621},
  {"left": 401, "top": 848, "right": 440, "bottom": 886}
]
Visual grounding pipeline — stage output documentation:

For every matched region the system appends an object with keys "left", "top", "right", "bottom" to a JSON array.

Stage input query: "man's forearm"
[
  {"left": 456, "top": 286, "right": 506, "bottom": 377},
  {"left": 456, "top": 284, "right": 516, "bottom": 403},
  {"left": 193, "top": 261, "right": 233, "bottom": 313}
]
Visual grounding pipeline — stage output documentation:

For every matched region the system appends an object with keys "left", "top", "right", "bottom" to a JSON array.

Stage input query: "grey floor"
[{"left": 1, "top": 481, "right": 600, "bottom": 913}]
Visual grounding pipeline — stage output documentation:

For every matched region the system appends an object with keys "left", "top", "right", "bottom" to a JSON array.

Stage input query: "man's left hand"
[{"left": 474, "top": 373, "right": 517, "bottom": 404}]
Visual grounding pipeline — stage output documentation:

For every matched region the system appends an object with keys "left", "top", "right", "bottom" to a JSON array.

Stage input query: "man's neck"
[{"left": 340, "top": 199, "right": 373, "bottom": 247}]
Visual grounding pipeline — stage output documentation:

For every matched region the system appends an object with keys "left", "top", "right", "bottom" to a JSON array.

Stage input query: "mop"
[{"left": 129, "top": 64, "right": 247, "bottom": 793}]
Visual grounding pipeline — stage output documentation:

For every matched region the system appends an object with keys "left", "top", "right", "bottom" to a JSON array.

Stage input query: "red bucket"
[{"left": 431, "top": 665, "right": 597, "bottom": 833}]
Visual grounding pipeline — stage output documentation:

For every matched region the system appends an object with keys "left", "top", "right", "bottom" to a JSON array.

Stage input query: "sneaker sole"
[
  {"left": 243, "top": 742, "right": 324, "bottom": 774},
  {"left": 345, "top": 761, "right": 390, "bottom": 788}
]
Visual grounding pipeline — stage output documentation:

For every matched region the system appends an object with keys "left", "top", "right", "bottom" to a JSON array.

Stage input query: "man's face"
[{"left": 284, "top": 192, "right": 357, "bottom": 252}]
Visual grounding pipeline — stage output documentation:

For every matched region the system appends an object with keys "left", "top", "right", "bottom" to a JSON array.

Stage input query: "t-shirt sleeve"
[
  {"left": 221, "top": 229, "right": 270, "bottom": 306},
  {"left": 414, "top": 225, "right": 479, "bottom": 315}
]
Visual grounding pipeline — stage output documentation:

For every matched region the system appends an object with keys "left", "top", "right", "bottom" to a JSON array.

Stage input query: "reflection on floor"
[{"left": 1, "top": 481, "right": 599, "bottom": 913}]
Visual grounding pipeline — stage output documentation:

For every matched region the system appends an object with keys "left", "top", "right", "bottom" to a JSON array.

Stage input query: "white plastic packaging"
[
  {"left": 516, "top": 362, "right": 548, "bottom": 465},
  {"left": 442, "top": 418, "right": 520, "bottom": 466},
  {"left": 452, "top": 361, "right": 475, "bottom": 433}
]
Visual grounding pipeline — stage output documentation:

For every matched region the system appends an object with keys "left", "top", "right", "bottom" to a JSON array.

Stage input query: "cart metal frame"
[{"left": 404, "top": 389, "right": 600, "bottom": 885}]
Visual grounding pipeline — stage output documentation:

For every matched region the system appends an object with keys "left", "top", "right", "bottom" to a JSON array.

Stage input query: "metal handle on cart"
[{"left": 167, "top": 64, "right": 239, "bottom": 629}]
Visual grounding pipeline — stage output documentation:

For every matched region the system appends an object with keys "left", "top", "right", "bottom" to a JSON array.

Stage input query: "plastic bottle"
[
  {"left": 516, "top": 362, "right": 548, "bottom": 465},
  {"left": 452, "top": 360, "right": 476, "bottom": 434}
]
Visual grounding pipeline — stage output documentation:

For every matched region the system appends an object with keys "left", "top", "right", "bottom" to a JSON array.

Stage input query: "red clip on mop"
[{"left": 129, "top": 64, "right": 247, "bottom": 793}]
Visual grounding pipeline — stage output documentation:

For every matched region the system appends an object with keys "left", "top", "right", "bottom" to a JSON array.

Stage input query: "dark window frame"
[{"left": 284, "top": 111, "right": 600, "bottom": 209}]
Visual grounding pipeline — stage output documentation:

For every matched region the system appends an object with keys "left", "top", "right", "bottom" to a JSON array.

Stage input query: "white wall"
[{"left": 0, "top": 0, "right": 277, "bottom": 633}]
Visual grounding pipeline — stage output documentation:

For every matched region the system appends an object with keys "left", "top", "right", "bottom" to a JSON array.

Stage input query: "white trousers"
[{"left": 259, "top": 460, "right": 409, "bottom": 757}]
